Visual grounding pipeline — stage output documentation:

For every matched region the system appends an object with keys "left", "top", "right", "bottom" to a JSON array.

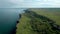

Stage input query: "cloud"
[
  {"left": 0, "top": 0, "right": 60, "bottom": 8},
  {"left": 0, "top": 0, "right": 17, "bottom": 8}
]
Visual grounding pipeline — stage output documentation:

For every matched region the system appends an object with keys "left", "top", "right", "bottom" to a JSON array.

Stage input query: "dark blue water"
[{"left": 0, "top": 8, "right": 25, "bottom": 34}]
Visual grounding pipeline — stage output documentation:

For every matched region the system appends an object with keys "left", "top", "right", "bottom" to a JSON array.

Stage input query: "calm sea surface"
[{"left": 0, "top": 8, "right": 25, "bottom": 34}]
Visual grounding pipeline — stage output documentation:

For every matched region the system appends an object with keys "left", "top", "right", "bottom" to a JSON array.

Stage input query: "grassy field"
[
  {"left": 16, "top": 13, "right": 36, "bottom": 34},
  {"left": 29, "top": 8, "right": 60, "bottom": 25},
  {"left": 16, "top": 8, "right": 60, "bottom": 34}
]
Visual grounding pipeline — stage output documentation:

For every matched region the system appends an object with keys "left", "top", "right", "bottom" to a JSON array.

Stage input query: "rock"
[{"left": 17, "top": 20, "right": 19, "bottom": 23}]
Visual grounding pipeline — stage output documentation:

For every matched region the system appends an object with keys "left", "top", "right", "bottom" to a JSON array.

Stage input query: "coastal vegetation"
[{"left": 16, "top": 8, "right": 60, "bottom": 34}]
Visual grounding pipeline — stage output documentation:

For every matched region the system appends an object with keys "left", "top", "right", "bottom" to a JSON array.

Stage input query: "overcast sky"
[{"left": 0, "top": 0, "right": 60, "bottom": 8}]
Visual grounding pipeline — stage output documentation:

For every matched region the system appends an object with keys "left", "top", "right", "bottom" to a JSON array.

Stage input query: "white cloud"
[{"left": 0, "top": 0, "right": 60, "bottom": 8}]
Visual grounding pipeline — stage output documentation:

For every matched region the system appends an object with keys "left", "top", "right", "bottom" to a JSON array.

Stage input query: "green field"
[
  {"left": 16, "top": 8, "right": 60, "bottom": 34},
  {"left": 29, "top": 8, "right": 60, "bottom": 25}
]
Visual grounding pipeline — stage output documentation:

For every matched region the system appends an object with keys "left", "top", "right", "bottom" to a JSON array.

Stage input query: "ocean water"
[{"left": 0, "top": 8, "right": 25, "bottom": 34}]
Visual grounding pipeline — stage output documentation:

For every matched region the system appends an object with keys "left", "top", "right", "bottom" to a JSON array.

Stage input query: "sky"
[{"left": 0, "top": 0, "right": 60, "bottom": 8}]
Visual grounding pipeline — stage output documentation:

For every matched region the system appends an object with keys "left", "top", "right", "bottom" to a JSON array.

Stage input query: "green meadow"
[
  {"left": 30, "top": 8, "right": 60, "bottom": 25},
  {"left": 16, "top": 8, "right": 60, "bottom": 34}
]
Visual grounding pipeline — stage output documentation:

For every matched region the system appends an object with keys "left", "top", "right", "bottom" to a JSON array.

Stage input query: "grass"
[
  {"left": 16, "top": 8, "right": 60, "bottom": 34},
  {"left": 30, "top": 9, "right": 60, "bottom": 25},
  {"left": 16, "top": 14, "right": 36, "bottom": 34}
]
